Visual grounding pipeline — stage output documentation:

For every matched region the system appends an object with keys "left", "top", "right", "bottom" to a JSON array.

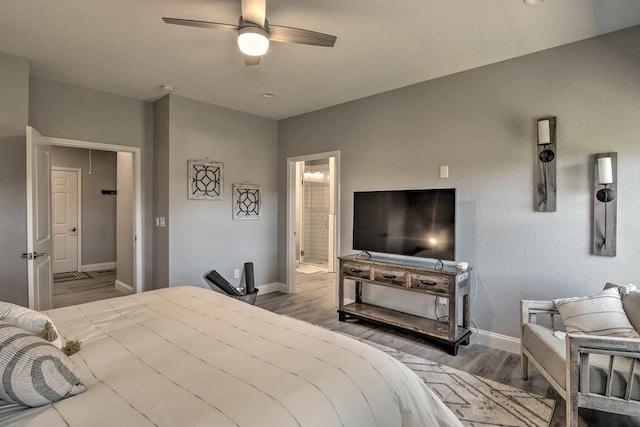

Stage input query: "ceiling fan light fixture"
[{"left": 238, "top": 26, "right": 269, "bottom": 56}]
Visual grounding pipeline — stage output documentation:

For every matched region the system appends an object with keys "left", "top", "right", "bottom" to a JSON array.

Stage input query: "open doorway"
[
  {"left": 287, "top": 151, "right": 340, "bottom": 297},
  {"left": 25, "top": 127, "right": 143, "bottom": 311},
  {"left": 50, "top": 147, "right": 135, "bottom": 307}
]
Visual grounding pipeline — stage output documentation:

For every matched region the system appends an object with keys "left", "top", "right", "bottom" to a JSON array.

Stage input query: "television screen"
[{"left": 353, "top": 188, "right": 456, "bottom": 261}]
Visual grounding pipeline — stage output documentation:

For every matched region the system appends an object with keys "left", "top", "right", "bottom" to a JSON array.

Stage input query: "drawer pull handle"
[
  {"left": 420, "top": 280, "right": 437, "bottom": 286},
  {"left": 383, "top": 274, "right": 396, "bottom": 279},
  {"left": 350, "top": 268, "right": 363, "bottom": 273}
]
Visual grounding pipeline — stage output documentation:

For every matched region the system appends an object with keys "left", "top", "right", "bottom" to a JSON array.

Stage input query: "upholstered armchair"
[{"left": 520, "top": 287, "right": 640, "bottom": 426}]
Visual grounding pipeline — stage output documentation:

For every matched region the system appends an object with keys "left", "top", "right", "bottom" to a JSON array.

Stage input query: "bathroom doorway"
[{"left": 286, "top": 151, "right": 339, "bottom": 296}]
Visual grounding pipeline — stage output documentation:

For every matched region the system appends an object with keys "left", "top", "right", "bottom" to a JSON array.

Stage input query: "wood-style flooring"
[
  {"left": 256, "top": 270, "right": 640, "bottom": 427},
  {"left": 54, "top": 270, "right": 127, "bottom": 308}
]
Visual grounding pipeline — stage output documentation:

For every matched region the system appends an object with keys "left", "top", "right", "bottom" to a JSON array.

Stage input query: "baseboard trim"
[
  {"left": 81, "top": 262, "right": 116, "bottom": 272},
  {"left": 471, "top": 329, "right": 520, "bottom": 354},
  {"left": 115, "top": 280, "right": 134, "bottom": 295},
  {"left": 256, "top": 282, "right": 288, "bottom": 295}
]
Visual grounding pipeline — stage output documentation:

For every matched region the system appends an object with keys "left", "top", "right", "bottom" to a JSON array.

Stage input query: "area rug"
[
  {"left": 52, "top": 271, "right": 92, "bottom": 283},
  {"left": 361, "top": 338, "right": 555, "bottom": 427}
]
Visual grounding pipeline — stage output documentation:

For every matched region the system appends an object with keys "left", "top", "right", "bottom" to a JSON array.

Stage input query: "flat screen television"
[{"left": 353, "top": 188, "right": 456, "bottom": 261}]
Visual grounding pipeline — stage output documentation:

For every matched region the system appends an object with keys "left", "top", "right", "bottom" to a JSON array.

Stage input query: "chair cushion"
[
  {"left": 523, "top": 323, "right": 567, "bottom": 388},
  {"left": 522, "top": 323, "right": 640, "bottom": 398},
  {"left": 553, "top": 288, "right": 640, "bottom": 338},
  {"left": 623, "top": 292, "right": 640, "bottom": 333}
]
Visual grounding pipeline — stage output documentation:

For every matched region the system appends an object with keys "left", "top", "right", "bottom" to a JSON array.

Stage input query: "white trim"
[
  {"left": 286, "top": 151, "right": 341, "bottom": 299},
  {"left": 81, "top": 262, "right": 116, "bottom": 272},
  {"left": 51, "top": 167, "right": 82, "bottom": 273},
  {"left": 115, "top": 279, "right": 134, "bottom": 294},
  {"left": 470, "top": 329, "right": 521, "bottom": 354},
  {"left": 47, "top": 136, "right": 143, "bottom": 294},
  {"left": 256, "top": 282, "right": 288, "bottom": 295}
]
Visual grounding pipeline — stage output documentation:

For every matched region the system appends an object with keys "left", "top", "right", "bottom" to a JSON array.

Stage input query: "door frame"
[
  {"left": 39, "top": 136, "right": 143, "bottom": 295},
  {"left": 286, "top": 151, "right": 340, "bottom": 296},
  {"left": 51, "top": 167, "right": 82, "bottom": 274}
]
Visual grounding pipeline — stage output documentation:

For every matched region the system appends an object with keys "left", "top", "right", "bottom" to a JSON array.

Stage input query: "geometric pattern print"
[
  {"left": 0, "top": 322, "right": 85, "bottom": 407},
  {"left": 363, "top": 340, "right": 556, "bottom": 427},
  {"left": 188, "top": 160, "right": 223, "bottom": 200},
  {"left": 233, "top": 184, "right": 262, "bottom": 219}
]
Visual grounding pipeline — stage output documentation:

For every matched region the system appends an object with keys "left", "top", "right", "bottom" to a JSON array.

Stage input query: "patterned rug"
[
  {"left": 362, "top": 339, "right": 555, "bottom": 427},
  {"left": 52, "top": 271, "right": 92, "bottom": 283}
]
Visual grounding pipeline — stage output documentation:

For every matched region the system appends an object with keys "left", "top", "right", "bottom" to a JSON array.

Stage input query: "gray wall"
[
  {"left": 117, "top": 152, "right": 135, "bottom": 286},
  {"left": 0, "top": 52, "right": 29, "bottom": 306},
  {"left": 30, "top": 77, "right": 154, "bottom": 290},
  {"left": 164, "top": 95, "right": 279, "bottom": 288},
  {"left": 153, "top": 95, "right": 170, "bottom": 288},
  {"left": 0, "top": 52, "right": 29, "bottom": 138},
  {"left": 51, "top": 146, "right": 117, "bottom": 266},
  {"left": 278, "top": 26, "right": 640, "bottom": 339}
]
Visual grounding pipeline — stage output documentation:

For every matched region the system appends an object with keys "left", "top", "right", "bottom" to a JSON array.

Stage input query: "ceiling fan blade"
[
  {"left": 269, "top": 25, "right": 336, "bottom": 47},
  {"left": 241, "top": 0, "right": 266, "bottom": 26},
  {"left": 162, "top": 17, "right": 238, "bottom": 32},
  {"left": 244, "top": 55, "right": 261, "bottom": 66}
]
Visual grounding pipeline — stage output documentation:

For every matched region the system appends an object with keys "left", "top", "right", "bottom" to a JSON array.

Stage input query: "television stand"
[{"left": 337, "top": 254, "right": 471, "bottom": 356}]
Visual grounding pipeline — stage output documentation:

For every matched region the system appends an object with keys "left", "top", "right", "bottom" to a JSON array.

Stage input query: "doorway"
[
  {"left": 286, "top": 151, "right": 340, "bottom": 296},
  {"left": 25, "top": 127, "right": 143, "bottom": 311}
]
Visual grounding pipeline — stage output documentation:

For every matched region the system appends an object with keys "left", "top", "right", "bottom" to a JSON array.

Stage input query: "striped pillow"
[
  {"left": 0, "top": 302, "right": 63, "bottom": 349},
  {"left": 554, "top": 288, "right": 640, "bottom": 338},
  {"left": 0, "top": 321, "right": 85, "bottom": 407}
]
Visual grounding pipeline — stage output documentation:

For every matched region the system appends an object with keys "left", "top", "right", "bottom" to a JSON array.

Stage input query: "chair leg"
[
  {"left": 566, "top": 390, "right": 578, "bottom": 427},
  {"left": 521, "top": 352, "right": 529, "bottom": 380}
]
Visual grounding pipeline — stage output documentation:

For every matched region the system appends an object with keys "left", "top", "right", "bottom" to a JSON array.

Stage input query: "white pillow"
[
  {"left": 0, "top": 302, "right": 63, "bottom": 348},
  {"left": 554, "top": 288, "right": 640, "bottom": 338}
]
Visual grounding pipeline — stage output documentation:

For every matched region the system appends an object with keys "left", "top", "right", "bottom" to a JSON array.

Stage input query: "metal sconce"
[
  {"left": 593, "top": 153, "right": 617, "bottom": 256},
  {"left": 535, "top": 117, "right": 557, "bottom": 212}
]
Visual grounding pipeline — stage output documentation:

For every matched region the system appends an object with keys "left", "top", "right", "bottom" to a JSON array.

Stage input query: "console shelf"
[{"left": 337, "top": 254, "right": 472, "bottom": 355}]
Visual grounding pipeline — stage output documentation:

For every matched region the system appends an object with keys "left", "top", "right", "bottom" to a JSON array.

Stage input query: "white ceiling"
[{"left": 2, "top": 0, "right": 640, "bottom": 119}]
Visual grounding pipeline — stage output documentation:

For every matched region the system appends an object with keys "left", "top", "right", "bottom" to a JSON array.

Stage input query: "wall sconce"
[
  {"left": 593, "top": 153, "right": 617, "bottom": 256},
  {"left": 535, "top": 117, "right": 557, "bottom": 212}
]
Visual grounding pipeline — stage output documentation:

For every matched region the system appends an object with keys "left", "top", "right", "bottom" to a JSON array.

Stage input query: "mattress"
[{"left": 1, "top": 286, "right": 461, "bottom": 426}]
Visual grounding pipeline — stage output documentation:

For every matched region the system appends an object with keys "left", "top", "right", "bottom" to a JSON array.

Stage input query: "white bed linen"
[{"left": 1, "top": 286, "right": 461, "bottom": 426}]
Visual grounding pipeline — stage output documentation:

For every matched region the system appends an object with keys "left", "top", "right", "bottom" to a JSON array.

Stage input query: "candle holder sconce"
[
  {"left": 535, "top": 117, "right": 557, "bottom": 212},
  {"left": 592, "top": 153, "right": 617, "bottom": 257}
]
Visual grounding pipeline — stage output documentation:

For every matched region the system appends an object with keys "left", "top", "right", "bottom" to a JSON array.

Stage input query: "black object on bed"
[{"left": 205, "top": 270, "right": 243, "bottom": 296}]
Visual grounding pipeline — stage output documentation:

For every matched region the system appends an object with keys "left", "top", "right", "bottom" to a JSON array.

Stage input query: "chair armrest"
[
  {"left": 521, "top": 300, "right": 558, "bottom": 328},
  {"left": 567, "top": 334, "right": 640, "bottom": 405}
]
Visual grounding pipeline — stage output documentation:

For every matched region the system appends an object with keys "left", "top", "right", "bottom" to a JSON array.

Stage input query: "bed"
[{"left": 1, "top": 286, "right": 461, "bottom": 426}]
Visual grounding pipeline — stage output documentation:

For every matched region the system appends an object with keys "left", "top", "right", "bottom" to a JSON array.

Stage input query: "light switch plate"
[{"left": 440, "top": 165, "right": 449, "bottom": 178}]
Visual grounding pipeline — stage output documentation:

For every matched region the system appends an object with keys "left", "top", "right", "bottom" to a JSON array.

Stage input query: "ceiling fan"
[{"left": 163, "top": 0, "right": 337, "bottom": 66}]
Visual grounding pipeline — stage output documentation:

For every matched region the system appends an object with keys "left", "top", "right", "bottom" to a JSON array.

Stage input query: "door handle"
[
  {"left": 70, "top": 227, "right": 77, "bottom": 232},
  {"left": 21, "top": 252, "right": 46, "bottom": 260}
]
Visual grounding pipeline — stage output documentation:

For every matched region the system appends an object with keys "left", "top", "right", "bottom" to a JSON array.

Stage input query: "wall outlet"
[
  {"left": 234, "top": 269, "right": 240, "bottom": 279},
  {"left": 436, "top": 297, "right": 449, "bottom": 306},
  {"left": 159, "top": 217, "right": 166, "bottom": 227}
]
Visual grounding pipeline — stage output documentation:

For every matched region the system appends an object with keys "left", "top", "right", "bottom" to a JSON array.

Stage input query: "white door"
[
  {"left": 26, "top": 126, "right": 53, "bottom": 310},
  {"left": 51, "top": 169, "right": 80, "bottom": 273}
]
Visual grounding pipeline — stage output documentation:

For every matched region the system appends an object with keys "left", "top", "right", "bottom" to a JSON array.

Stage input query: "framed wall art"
[
  {"left": 233, "top": 183, "right": 262, "bottom": 220},
  {"left": 188, "top": 159, "right": 223, "bottom": 200}
]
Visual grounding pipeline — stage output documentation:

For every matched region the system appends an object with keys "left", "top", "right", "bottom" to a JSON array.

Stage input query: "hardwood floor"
[
  {"left": 256, "top": 270, "right": 640, "bottom": 427},
  {"left": 53, "top": 270, "right": 127, "bottom": 308}
]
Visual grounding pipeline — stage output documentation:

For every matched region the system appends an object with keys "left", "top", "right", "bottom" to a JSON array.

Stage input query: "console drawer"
[
  {"left": 342, "top": 262, "right": 371, "bottom": 280},
  {"left": 410, "top": 273, "right": 449, "bottom": 294},
  {"left": 373, "top": 268, "right": 407, "bottom": 287}
]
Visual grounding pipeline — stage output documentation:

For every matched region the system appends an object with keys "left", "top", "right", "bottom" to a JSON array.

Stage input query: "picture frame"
[
  {"left": 232, "top": 183, "right": 262, "bottom": 220},
  {"left": 188, "top": 159, "right": 223, "bottom": 200}
]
